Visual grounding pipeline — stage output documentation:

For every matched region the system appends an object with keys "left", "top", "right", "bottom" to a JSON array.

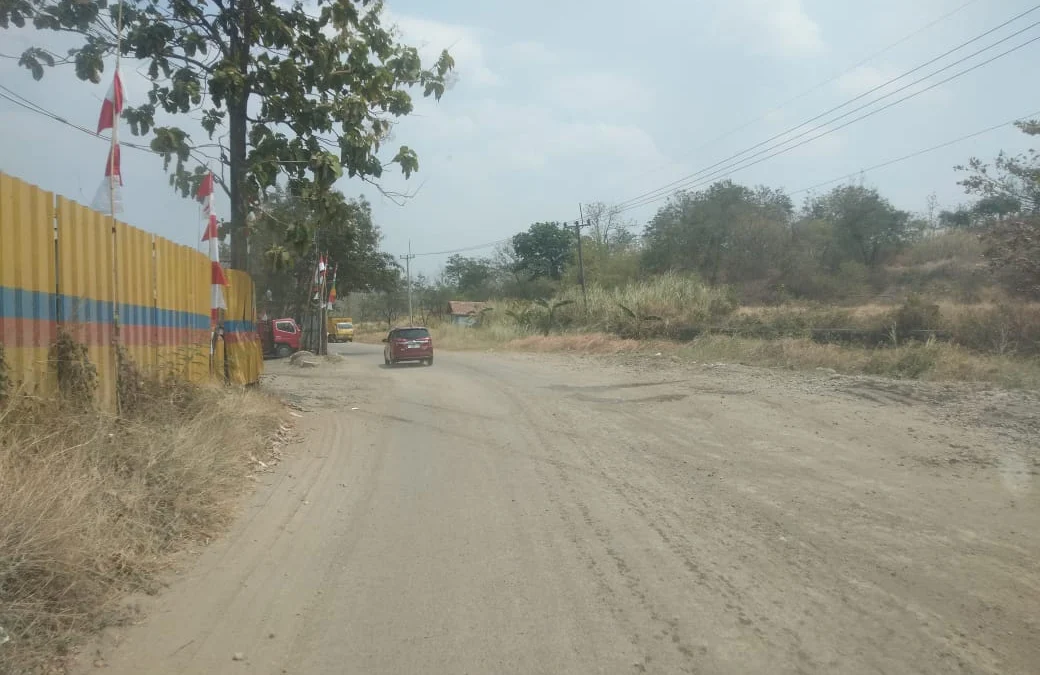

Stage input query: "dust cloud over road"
[{"left": 78, "top": 344, "right": 1039, "bottom": 674}]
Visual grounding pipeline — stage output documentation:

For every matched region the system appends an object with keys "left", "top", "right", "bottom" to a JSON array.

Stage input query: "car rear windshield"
[
  {"left": 337, "top": 323, "right": 353, "bottom": 329},
  {"left": 394, "top": 328, "right": 430, "bottom": 339}
]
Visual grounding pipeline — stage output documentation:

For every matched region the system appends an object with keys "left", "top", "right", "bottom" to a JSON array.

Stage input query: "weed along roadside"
[
  {"left": 0, "top": 368, "right": 286, "bottom": 674},
  {"left": 0, "top": 300, "right": 279, "bottom": 673}
]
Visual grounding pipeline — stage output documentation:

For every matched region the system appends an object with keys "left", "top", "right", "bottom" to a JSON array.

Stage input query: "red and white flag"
[
  {"left": 202, "top": 212, "right": 219, "bottom": 241},
  {"left": 198, "top": 171, "right": 227, "bottom": 321},
  {"left": 313, "top": 254, "right": 327, "bottom": 286},
  {"left": 197, "top": 172, "right": 214, "bottom": 204},
  {"left": 91, "top": 143, "right": 123, "bottom": 213},
  {"left": 92, "top": 70, "right": 125, "bottom": 215},
  {"left": 96, "top": 70, "right": 124, "bottom": 134}
]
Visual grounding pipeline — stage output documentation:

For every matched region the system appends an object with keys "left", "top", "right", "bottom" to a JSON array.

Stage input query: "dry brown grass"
[
  {"left": 434, "top": 326, "right": 1040, "bottom": 389},
  {"left": 0, "top": 383, "right": 284, "bottom": 674},
  {"left": 675, "top": 335, "right": 1040, "bottom": 387},
  {"left": 506, "top": 333, "right": 650, "bottom": 354}
]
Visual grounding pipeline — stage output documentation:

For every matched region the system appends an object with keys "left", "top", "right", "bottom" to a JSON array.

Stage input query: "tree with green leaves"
[
  {"left": 642, "top": 181, "right": 792, "bottom": 285},
  {"left": 247, "top": 187, "right": 398, "bottom": 318},
  {"left": 807, "top": 184, "right": 910, "bottom": 268},
  {"left": 3, "top": 0, "right": 454, "bottom": 269},
  {"left": 441, "top": 254, "right": 495, "bottom": 299},
  {"left": 512, "top": 221, "right": 574, "bottom": 281}
]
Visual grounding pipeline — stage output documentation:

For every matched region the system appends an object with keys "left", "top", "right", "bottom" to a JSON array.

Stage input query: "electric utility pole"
[
  {"left": 400, "top": 240, "right": 415, "bottom": 325},
  {"left": 575, "top": 204, "right": 589, "bottom": 315}
]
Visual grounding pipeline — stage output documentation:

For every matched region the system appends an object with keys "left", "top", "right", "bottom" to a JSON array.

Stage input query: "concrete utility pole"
[
  {"left": 575, "top": 205, "right": 589, "bottom": 316},
  {"left": 400, "top": 240, "right": 415, "bottom": 325}
]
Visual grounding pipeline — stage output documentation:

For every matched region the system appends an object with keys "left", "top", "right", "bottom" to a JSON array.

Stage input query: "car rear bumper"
[{"left": 390, "top": 349, "right": 433, "bottom": 361}]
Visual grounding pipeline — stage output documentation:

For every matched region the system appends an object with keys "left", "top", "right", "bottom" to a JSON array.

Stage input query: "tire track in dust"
[
  {"left": 585, "top": 398, "right": 1011, "bottom": 674},
  {"left": 165, "top": 414, "right": 349, "bottom": 666},
  {"left": 455, "top": 359, "right": 704, "bottom": 674},
  {"left": 279, "top": 407, "right": 396, "bottom": 670},
  {"left": 514, "top": 389, "right": 743, "bottom": 672}
]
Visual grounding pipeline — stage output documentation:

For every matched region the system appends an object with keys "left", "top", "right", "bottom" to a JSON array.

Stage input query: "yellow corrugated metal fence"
[
  {"left": 0, "top": 172, "right": 262, "bottom": 409},
  {"left": 223, "top": 270, "right": 262, "bottom": 386},
  {"left": 0, "top": 173, "right": 57, "bottom": 398}
]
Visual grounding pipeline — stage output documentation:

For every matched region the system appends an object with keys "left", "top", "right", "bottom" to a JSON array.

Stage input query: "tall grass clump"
[
  {"left": 944, "top": 302, "right": 1040, "bottom": 356},
  {"left": 553, "top": 272, "right": 737, "bottom": 337},
  {"left": 0, "top": 381, "right": 283, "bottom": 673}
]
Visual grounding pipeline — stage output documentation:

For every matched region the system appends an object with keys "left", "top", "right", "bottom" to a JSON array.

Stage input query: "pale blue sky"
[{"left": 2, "top": 0, "right": 1038, "bottom": 275}]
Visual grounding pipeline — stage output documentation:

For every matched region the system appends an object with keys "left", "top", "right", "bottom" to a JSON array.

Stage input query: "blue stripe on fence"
[
  {"left": 0, "top": 285, "right": 59, "bottom": 321},
  {"left": 0, "top": 287, "right": 208, "bottom": 331}
]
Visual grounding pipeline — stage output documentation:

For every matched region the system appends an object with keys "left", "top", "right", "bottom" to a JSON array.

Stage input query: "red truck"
[{"left": 257, "top": 317, "right": 302, "bottom": 358}]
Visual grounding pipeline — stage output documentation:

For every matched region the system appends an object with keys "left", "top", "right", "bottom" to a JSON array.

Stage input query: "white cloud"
[
  {"left": 387, "top": 12, "right": 500, "bottom": 87},
  {"left": 545, "top": 71, "right": 654, "bottom": 114},
  {"left": 713, "top": 0, "right": 824, "bottom": 57}
]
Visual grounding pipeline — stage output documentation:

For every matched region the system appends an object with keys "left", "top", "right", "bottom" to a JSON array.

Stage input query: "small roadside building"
[{"left": 447, "top": 301, "right": 488, "bottom": 326}]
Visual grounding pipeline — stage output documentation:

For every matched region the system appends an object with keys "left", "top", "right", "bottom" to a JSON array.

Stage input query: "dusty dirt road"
[{"left": 77, "top": 344, "right": 1039, "bottom": 674}]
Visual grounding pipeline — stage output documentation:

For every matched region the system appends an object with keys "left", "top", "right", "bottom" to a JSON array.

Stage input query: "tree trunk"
[
  {"left": 227, "top": 0, "right": 253, "bottom": 271},
  {"left": 228, "top": 98, "right": 248, "bottom": 271}
]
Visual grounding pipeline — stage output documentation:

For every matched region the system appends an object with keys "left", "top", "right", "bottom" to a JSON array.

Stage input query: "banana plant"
[
  {"left": 618, "top": 304, "right": 663, "bottom": 336},
  {"left": 505, "top": 306, "right": 536, "bottom": 330},
  {"left": 534, "top": 298, "right": 575, "bottom": 336}
]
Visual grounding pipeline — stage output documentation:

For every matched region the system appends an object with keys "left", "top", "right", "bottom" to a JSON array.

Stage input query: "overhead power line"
[
  {"left": 0, "top": 82, "right": 312, "bottom": 168},
  {"left": 0, "top": 83, "right": 531, "bottom": 261},
  {"left": 618, "top": 107, "right": 1040, "bottom": 230},
  {"left": 0, "top": 83, "right": 151, "bottom": 153},
  {"left": 615, "top": 27, "right": 1040, "bottom": 213},
  {"left": 602, "top": 0, "right": 982, "bottom": 193},
  {"left": 411, "top": 236, "right": 515, "bottom": 257},
  {"left": 611, "top": 3, "right": 1040, "bottom": 212},
  {"left": 788, "top": 108, "right": 1040, "bottom": 196}
]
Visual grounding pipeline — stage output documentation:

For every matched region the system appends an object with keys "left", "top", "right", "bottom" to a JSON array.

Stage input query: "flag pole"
[
  {"left": 320, "top": 252, "right": 328, "bottom": 356},
  {"left": 109, "top": 0, "right": 125, "bottom": 414}
]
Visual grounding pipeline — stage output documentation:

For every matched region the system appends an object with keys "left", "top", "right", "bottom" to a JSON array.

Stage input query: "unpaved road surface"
[{"left": 78, "top": 344, "right": 1039, "bottom": 674}]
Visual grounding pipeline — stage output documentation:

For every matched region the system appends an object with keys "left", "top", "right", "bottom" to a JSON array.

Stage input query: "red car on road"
[{"left": 383, "top": 326, "right": 434, "bottom": 366}]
